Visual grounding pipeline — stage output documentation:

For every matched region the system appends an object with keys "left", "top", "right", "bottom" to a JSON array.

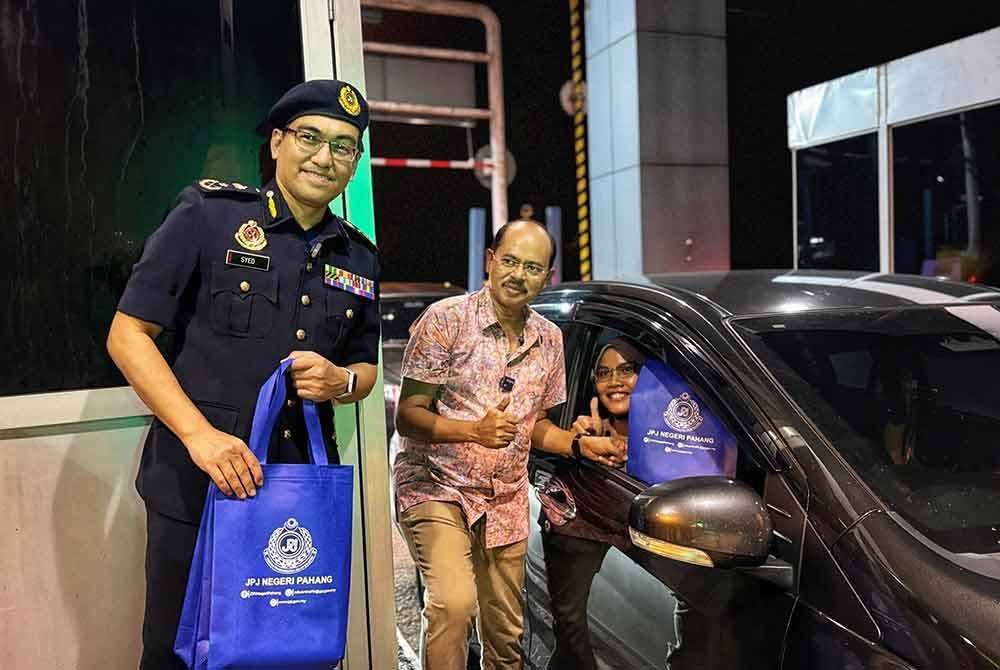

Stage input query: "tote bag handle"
[{"left": 247, "top": 358, "right": 328, "bottom": 466}]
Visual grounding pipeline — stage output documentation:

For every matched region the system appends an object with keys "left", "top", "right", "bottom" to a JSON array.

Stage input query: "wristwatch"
[
  {"left": 570, "top": 433, "right": 584, "bottom": 460},
  {"left": 334, "top": 368, "right": 357, "bottom": 400}
]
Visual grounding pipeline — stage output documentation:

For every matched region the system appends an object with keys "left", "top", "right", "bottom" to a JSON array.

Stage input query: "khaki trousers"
[{"left": 400, "top": 501, "right": 528, "bottom": 670}]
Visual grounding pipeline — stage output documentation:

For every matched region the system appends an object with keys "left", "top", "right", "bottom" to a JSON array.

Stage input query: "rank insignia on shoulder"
[
  {"left": 196, "top": 178, "right": 260, "bottom": 198},
  {"left": 324, "top": 264, "right": 375, "bottom": 300},
  {"left": 198, "top": 178, "right": 227, "bottom": 191},
  {"left": 235, "top": 219, "right": 268, "bottom": 251}
]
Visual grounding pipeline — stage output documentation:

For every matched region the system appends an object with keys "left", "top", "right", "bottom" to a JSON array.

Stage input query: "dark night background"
[
  {"left": 362, "top": 2, "right": 581, "bottom": 283},
  {"left": 4, "top": 0, "right": 1000, "bottom": 394},
  {"left": 365, "top": 0, "right": 1000, "bottom": 284}
]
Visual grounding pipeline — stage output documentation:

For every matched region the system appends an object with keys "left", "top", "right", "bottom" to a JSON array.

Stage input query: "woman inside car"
[{"left": 538, "top": 337, "right": 643, "bottom": 670}]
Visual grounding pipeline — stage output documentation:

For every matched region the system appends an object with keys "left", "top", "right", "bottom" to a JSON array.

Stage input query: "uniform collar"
[{"left": 259, "top": 179, "right": 349, "bottom": 246}]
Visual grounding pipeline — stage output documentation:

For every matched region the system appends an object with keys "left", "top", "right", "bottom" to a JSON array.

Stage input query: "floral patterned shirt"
[{"left": 393, "top": 287, "right": 566, "bottom": 548}]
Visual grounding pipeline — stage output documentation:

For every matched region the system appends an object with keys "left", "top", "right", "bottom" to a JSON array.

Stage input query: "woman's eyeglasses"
[{"left": 594, "top": 361, "right": 640, "bottom": 382}]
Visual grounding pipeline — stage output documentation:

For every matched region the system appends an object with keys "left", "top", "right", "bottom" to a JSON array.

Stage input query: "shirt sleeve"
[
  {"left": 341, "top": 250, "right": 382, "bottom": 366},
  {"left": 400, "top": 302, "right": 459, "bottom": 386},
  {"left": 117, "top": 187, "right": 203, "bottom": 329},
  {"left": 540, "top": 327, "right": 567, "bottom": 410}
]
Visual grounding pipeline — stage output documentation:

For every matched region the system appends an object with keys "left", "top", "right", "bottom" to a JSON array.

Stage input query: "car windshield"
[{"left": 735, "top": 305, "right": 1000, "bottom": 556}]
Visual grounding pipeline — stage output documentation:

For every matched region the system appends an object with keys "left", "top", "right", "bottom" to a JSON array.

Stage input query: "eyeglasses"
[
  {"left": 283, "top": 127, "right": 362, "bottom": 163},
  {"left": 496, "top": 254, "right": 547, "bottom": 278},
  {"left": 594, "top": 361, "right": 640, "bottom": 382}
]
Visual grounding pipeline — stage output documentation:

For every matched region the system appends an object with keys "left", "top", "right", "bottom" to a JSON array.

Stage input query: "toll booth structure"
[
  {"left": 787, "top": 27, "right": 1000, "bottom": 283},
  {"left": 1, "top": 2, "right": 396, "bottom": 668}
]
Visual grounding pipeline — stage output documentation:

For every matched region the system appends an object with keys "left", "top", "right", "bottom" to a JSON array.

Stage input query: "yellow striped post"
[{"left": 569, "top": 0, "right": 591, "bottom": 280}]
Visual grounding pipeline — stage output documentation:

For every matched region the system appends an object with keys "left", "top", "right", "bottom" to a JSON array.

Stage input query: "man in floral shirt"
[{"left": 394, "top": 220, "right": 627, "bottom": 670}]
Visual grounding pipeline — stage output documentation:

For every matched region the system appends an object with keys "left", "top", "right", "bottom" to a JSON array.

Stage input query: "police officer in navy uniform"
[{"left": 107, "top": 79, "right": 380, "bottom": 670}]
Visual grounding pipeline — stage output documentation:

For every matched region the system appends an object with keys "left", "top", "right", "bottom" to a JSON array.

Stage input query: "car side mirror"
[{"left": 629, "top": 476, "right": 772, "bottom": 569}]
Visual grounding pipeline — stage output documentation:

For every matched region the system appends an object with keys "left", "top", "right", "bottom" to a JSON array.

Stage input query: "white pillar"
[{"left": 586, "top": 0, "right": 729, "bottom": 278}]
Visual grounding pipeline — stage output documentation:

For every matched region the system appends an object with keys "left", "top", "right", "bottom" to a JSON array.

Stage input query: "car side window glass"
[{"left": 563, "top": 324, "right": 766, "bottom": 491}]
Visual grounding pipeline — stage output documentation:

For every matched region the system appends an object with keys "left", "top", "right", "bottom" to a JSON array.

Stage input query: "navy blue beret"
[{"left": 267, "top": 79, "right": 370, "bottom": 134}]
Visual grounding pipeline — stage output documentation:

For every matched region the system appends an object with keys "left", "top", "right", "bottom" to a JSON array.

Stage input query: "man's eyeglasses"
[
  {"left": 283, "top": 127, "right": 361, "bottom": 163},
  {"left": 496, "top": 255, "right": 547, "bottom": 278},
  {"left": 594, "top": 361, "right": 640, "bottom": 382}
]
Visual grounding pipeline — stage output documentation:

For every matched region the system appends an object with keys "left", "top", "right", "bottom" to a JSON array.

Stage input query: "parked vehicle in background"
[
  {"left": 524, "top": 270, "right": 1000, "bottom": 669},
  {"left": 380, "top": 282, "right": 464, "bottom": 444}
]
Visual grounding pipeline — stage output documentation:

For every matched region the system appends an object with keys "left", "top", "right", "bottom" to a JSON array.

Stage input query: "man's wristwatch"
[
  {"left": 571, "top": 433, "right": 584, "bottom": 460},
  {"left": 334, "top": 368, "right": 357, "bottom": 400}
]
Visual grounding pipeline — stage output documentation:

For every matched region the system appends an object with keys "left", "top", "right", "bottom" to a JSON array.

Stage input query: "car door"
[{"left": 531, "top": 291, "right": 805, "bottom": 670}]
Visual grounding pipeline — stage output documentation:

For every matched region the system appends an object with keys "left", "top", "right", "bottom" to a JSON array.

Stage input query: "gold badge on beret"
[
  {"left": 235, "top": 220, "right": 267, "bottom": 251},
  {"left": 339, "top": 85, "right": 361, "bottom": 117}
]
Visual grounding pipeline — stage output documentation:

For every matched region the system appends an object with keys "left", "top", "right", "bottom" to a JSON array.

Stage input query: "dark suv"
[{"left": 525, "top": 271, "right": 1000, "bottom": 669}]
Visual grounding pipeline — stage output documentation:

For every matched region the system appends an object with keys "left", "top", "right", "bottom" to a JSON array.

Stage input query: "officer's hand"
[
  {"left": 184, "top": 427, "right": 264, "bottom": 499},
  {"left": 570, "top": 397, "right": 604, "bottom": 436},
  {"left": 287, "top": 351, "right": 348, "bottom": 401},
  {"left": 474, "top": 396, "right": 519, "bottom": 449},
  {"left": 580, "top": 434, "right": 628, "bottom": 468}
]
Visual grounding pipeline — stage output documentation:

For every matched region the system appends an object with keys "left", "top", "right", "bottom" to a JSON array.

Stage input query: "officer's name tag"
[
  {"left": 324, "top": 264, "right": 375, "bottom": 300},
  {"left": 226, "top": 249, "right": 270, "bottom": 271}
]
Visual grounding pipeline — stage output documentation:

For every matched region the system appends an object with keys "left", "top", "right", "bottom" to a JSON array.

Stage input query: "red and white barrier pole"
[{"left": 370, "top": 157, "right": 494, "bottom": 172}]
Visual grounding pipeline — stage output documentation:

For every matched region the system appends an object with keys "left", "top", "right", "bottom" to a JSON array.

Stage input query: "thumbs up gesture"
[
  {"left": 474, "top": 396, "right": 519, "bottom": 449},
  {"left": 571, "top": 396, "right": 605, "bottom": 436}
]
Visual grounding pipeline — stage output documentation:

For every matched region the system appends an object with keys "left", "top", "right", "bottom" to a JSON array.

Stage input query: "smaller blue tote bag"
[
  {"left": 626, "top": 359, "right": 739, "bottom": 486},
  {"left": 175, "top": 358, "right": 354, "bottom": 669}
]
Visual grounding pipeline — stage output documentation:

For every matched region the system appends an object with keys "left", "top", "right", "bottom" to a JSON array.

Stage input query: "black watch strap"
[{"left": 571, "top": 434, "right": 584, "bottom": 460}]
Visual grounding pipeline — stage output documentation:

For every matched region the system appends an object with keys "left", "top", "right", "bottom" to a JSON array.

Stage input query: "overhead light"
[{"left": 779, "top": 301, "right": 810, "bottom": 313}]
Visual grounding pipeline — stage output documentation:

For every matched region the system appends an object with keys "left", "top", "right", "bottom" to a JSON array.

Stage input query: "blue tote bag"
[
  {"left": 175, "top": 358, "right": 354, "bottom": 669},
  {"left": 627, "top": 359, "right": 738, "bottom": 485}
]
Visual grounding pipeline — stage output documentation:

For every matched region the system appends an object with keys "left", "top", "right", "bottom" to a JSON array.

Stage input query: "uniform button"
[
  {"left": 282, "top": 429, "right": 293, "bottom": 439},
  {"left": 295, "top": 329, "right": 307, "bottom": 341},
  {"left": 286, "top": 399, "right": 296, "bottom": 408},
  {"left": 306, "top": 262, "right": 314, "bottom": 272},
  {"left": 345, "top": 309, "right": 354, "bottom": 319},
  {"left": 301, "top": 294, "right": 311, "bottom": 306},
  {"left": 239, "top": 281, "right": 251, "bottom": 292}
]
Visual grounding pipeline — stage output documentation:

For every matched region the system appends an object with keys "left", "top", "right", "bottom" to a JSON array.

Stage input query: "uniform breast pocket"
[
  {"left": 209, "top": 262, "right": 279, "bottom": 338},
  {"left": 323, "top": 288, "right": 364, "bottom": 348}
]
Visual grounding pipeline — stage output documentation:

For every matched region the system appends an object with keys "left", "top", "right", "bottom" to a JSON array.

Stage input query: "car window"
[
  {"left": 736, "top": 306, "right": 1000, "bottom": 556},
  {"left": 565, "top": 324, "right": 764, "bottom": 492}
]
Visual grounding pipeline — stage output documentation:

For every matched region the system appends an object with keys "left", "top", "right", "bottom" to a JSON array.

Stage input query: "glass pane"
[
  {"left": 739, "top": 307, "right": 1000, "bottom": 558},
  {"left": 795, "top": 133, "right": 879, "bottom": 271},
  {"left": 892, "top": 105, "right": 1000, "bottom": 284},
  {"left": 2, "top": 2, "right": 303, "bottom": 395}
]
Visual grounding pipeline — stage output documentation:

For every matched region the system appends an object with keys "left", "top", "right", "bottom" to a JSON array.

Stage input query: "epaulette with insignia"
[
  {"left": 194, "top": 178, "right": 260, "bottom": 197},
  {"left": 341, "top": 218, "right": 379, "bottom": 253}
]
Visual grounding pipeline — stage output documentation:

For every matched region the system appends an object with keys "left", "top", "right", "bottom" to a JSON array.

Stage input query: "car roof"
[
  {"left": 547, "top": 270, "right": 1000, "bottom": 318},
  {"left": 381, "top": 281, "right": 464, "bottom": 299}
]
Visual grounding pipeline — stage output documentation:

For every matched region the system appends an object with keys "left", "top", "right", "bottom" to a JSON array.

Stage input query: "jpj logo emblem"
[
  {"left": 663, "top": 393, "right": 704, "bottom": 433},
  {"left": 264, "top": 518, "right": 318, "bottom": 574}
]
